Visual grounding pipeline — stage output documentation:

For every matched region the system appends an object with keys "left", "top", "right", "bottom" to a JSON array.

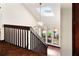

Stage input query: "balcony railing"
[{"left": 4, "top": 24, "right": 47, "bottom": 55}]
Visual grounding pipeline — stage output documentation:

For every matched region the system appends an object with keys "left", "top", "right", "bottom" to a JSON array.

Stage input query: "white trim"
[
  {"left": 28, "top": 31, "right": 30, "bottom": 50},
  {"left": 46, "top": 42, "right": 60, "bottom": 47}
]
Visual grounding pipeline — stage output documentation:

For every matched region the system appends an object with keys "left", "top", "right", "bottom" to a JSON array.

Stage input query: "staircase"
[{"left": 2, "top": 24, "right": 47, "bottom": 56}]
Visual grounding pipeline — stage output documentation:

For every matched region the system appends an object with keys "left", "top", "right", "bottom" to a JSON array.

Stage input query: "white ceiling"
[{"left": 23, "top": 3, "right": 60, "bottom": 30}]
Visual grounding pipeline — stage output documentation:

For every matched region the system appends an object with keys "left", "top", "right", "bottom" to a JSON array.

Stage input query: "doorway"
[{"left": 72, "top": 3, "right": 79, "bottom": 56}]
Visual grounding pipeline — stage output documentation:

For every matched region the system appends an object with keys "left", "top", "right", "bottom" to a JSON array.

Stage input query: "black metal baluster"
[
  {"left": 15, "top": 29, "right": 17, "bottom": 45},
  {"left": 11, "top": 28, "right": 12, "bottom": 44},
  {"left": 6, "top": 27, "right": 8, "bottom": 42},
  {"left": 7, "top": 27, "right": 8, "bottom": 42},
  {"left": 33, "top": 33, "right": 34, "bottom": 49},
  {"left": 34, "top": 36, "right": 36, "bottom": 49},
  {"left": 25, "top": 30, "right": 26, "bottom": 48},
  {"left": 33, "top": 34, "right": 34, "bottom": 49},
  {"left": 33, "top": 34, "right": 34, "bottom": 50},
  {"left": 9, "top": 28, "right": 10, "bottom": 43},
  {"left": 20, "top": 29, "right": 21, "bottom": 47},
  {"left": 16, "top": 29, "right": 18, "bottom": 46},
  {"left": 22, "top": 29, "right": 24, "bottom": 48},
  {"left": 13, "top": 28, "right": 15, "bottom": 44},
  {"left": 31, "top": 31, "right": 32, "bottom": 50},
  {"left": 21, "top": 29, "right": 22, "bottom": 47},
  {"left": 18, "top": 29, "right": 20, "bottom": 46},
  {"left": 31, "top": 32, "right": 33, "bottom": 49},
  {"left": 30, "top": 31, "right": 32, "bottom": 50},
  {"left": 11, "top": 28, "right": 13, "bottom": 44},
  {"left": 17, "top": 29, "right": 19, "bottom": 46},
  {"left": 34, "top": 34, "right": 36, "bottom": 49},
  {"left": 4, "top": 27, "right": 6, "bottom": 41},
  {"left": 14, "top": 28, "right": 16, "bottom": 45}
]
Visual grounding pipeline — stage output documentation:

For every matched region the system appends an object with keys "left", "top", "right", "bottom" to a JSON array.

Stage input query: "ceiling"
[{"left": 23, "top": 3, "right": 60, "bottom": 30}]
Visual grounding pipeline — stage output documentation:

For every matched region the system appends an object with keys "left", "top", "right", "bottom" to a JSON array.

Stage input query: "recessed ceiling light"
[{"left": 37, "top": 6, "right": 54, "bottom": 16}]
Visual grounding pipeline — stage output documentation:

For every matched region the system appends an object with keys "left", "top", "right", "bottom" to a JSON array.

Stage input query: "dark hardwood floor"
[
  {"left": 0, "top": 41, "right": 61, "bottom": 56},
  {"left": 0, "top": 41, "right": 46, "bottom": 56}
]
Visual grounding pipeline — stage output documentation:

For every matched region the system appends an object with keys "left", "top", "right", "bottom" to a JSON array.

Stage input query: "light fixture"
[
  {"left": 37, "top": 6, "right": 54, "bottom": 16},
  {"left": 38, "top": 21, "right": 43, "bottom": 26},
  {"left": 37, "top": 3, "right": 43, "bottom": 27}
]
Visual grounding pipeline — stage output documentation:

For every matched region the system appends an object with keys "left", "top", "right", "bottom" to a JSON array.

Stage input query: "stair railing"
[{"left": 4, "top": 24, "right": 47, "bottom": 54}]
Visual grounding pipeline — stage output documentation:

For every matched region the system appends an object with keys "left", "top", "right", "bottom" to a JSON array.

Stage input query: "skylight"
[{"left": 37, "top": 6, "right": 54, "bottom": 16}]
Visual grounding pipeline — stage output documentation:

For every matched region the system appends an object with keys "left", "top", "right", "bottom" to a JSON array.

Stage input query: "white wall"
[
  {"left": 0, "top": 3, "right": 37, "bottom": 40},
  {"left": 0, "top": 4, "right": 3, "bottom": 40},
  {"left": 61, "top": 3, "right": 72, "bottom": 56},
  {"left": 3, "top": 3, "right": 37, "bottom": 27}
]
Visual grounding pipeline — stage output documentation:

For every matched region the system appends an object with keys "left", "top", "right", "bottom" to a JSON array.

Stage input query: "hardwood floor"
[
  {"left": 0, "top": 41, "right": 46, "bottom": 56},
  {"left": 0, "top": 41, "right": 60, "bottom": 56}
]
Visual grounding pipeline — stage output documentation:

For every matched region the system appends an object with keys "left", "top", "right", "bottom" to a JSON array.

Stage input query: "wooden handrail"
[{"left": 4, "top": 24, "right": 30, "bottom": 30}]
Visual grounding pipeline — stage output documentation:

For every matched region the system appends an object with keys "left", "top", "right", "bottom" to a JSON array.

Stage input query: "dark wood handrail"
[{"left": 4, "top": 24, "right": 30, "bottom": 30}]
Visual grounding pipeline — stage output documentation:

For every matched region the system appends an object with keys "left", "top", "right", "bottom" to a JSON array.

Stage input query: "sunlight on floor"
[{"left": 47, "top": 46, "right": 60, "bottom": 56}]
